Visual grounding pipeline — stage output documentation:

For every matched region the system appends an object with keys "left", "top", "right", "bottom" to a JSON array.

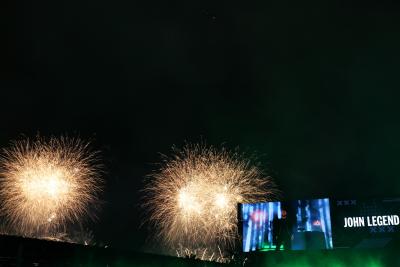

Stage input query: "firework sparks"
[
  {"left": 144, "top": 144, "right": 278, "bottom": 259},
  {"left": 0, "top": 136, "right": 102, "bottom": 237}
]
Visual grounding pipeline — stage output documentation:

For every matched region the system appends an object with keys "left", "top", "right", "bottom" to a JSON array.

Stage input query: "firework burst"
[
  {"left": 144, "top": 144, "right": 278, "bottom": 258},
  {"left": 0, "top": 136, "right": 102, "bottom": 237}
]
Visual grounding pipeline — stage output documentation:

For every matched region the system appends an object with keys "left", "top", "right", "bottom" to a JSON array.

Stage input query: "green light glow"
[
  {"left": 259, "top": 244, "right": 285, "bottom": 251},
  {"left": 256, "top": 252, "right": 385, "bottom": 267}
]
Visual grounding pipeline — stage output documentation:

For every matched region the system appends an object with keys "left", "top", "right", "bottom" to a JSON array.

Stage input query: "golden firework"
[
  {"left": 0, "top": 136, "right": 102, "bottom": 237},
  {"left": 144, "top": 144, "right": 278, "bottom": 258}
]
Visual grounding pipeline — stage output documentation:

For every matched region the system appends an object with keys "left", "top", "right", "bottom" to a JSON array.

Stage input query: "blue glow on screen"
[{"left": 241, "top": 198, "right": 333, "bottom": 252}]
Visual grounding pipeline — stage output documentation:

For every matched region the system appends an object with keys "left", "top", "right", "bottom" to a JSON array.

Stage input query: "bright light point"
[
  {"left": 178, "top": 190, "right": 192, "bottom": 209},
  {"left": 47, "top": 213, "right": 56, "bottom": 222},
  {"left": 21, "top": 172, "right": 70, "bottom": 201},
  {"left": 178, "top": 188, "right": 202, "bottom": 214},
  {"left": 215, "top": 193, "right": 228, "bottom": 208}
]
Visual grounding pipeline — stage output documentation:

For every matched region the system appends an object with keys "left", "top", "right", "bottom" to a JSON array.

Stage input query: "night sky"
[{"left": 2, "top": 0, "right": 400, "bottom": 252}]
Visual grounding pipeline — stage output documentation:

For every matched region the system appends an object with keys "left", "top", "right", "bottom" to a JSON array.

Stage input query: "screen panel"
[
  {"left": 331, "top": 197, "right": 400, "bottom": 248},
  {"left": 240, "top": 198, "right": 333, "bottom": 252}
]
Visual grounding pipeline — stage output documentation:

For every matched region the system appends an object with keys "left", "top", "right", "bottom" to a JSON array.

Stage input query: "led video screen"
[
  {"left": 240, "top": 198, "right": 333, "bottom": 252},
  {"left": 331, "top": 198, "right": 400, "bottom": 248}
]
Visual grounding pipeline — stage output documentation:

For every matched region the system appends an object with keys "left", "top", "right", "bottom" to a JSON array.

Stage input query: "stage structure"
[{"left": 238, "top": 197, "right": 400, "bottom": 253}]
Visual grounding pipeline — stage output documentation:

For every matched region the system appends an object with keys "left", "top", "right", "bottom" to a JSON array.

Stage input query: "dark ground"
[{"left": 0, "top": 235, "right": 398, "bottom": 266}]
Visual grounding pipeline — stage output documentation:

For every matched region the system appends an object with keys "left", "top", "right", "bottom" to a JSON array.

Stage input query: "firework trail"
[
  {"left": 144, "top": 144, "right": 278, "bottom": 260},
  {"left": 0, "top": 136, "right": 102, "bottom": 238}
]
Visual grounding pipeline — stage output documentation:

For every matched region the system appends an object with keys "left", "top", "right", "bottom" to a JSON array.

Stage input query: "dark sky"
[{"left": 2, "top": 0, "right": 400, "bottom": 252}]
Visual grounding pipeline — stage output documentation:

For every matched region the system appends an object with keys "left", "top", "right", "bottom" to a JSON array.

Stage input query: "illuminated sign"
[
  {"left": 344, "top": 215, "right": 400, "bottom": 227},
  {"left": 240, "top": 197, "right": 400, "bottom": 252}
]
